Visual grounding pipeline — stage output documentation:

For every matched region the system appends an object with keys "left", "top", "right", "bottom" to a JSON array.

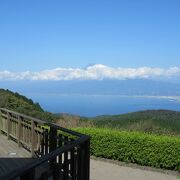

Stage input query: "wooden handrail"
[
  {"left": 0, "top": 108, "right": 86, "bottom": 137},
  {"left": 0, "top": 108, "right": 90, "bottom": 180},
  {"left": 0, "top": 108, "right": 44, "bottom": 155}
]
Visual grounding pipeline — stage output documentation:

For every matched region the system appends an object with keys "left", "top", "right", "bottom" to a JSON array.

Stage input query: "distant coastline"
[
  {"left": 24, "top": 92, "right": 180, "bottom": 101},
  {"left": 22, "top": 93, "right": 180, "bottom": 117}
]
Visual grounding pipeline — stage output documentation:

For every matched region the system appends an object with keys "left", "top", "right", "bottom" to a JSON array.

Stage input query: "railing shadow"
[{"left": 0, "top": 157, "right": 36, "bottom": 180}]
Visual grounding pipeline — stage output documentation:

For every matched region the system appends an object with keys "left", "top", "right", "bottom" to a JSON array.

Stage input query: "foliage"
[
  {"left": 54, "top": 113, "right": 93, "bottom": 128},
  {"left": 0, "top": 89, "right": 55, "bottom": 121},
  {"left": 75, "top": 128, "right": 180, "bottom": 171},
  {"left": 88, "top": 110, "right": 180, "bottom": 135}
]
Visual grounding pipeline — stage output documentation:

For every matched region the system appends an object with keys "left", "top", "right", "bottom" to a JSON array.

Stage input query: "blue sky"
[{"left": 0, "top": 0, "right": 180, "bottom": 72}]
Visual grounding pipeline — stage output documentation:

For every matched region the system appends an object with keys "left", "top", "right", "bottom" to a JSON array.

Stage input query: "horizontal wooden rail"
[{"left": 0, "top": 108, "right": 90, "bottom": 180}]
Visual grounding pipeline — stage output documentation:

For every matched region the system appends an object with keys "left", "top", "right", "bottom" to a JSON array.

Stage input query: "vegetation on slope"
[
  {"left": 0, "top": 89, "right": 55, "bottom": 121},
  {"left": 58, "top": 110, "right": 180, "bottom": 135},
  {"left": 85, "top": 110, "right": 180, "bottom": 135}
]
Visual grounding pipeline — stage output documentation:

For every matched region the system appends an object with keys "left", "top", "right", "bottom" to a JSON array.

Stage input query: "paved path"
[
  {"left": 90, "top": 159, "right": 179, "bottom": 180},
  {"left": 0, "top": 134, "right": 31, "bottom": 157},
  {"left": 0, "top": 134, "right": 35, "bottom": 178}
]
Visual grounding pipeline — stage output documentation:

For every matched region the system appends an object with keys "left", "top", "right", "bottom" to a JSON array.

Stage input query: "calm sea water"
[{"left": 24, "top": 93, "right": 180, "bottom": 117}]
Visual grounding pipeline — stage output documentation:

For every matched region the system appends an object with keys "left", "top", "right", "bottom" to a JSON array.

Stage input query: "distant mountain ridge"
[
  {"left": 88, "top": 110, "right": 180, "bottom": 135},
  {"left": 1, "top": 79, "right": 180, "bottom": 96}
]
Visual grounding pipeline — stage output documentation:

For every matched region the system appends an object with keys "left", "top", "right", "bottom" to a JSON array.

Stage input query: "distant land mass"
[
  {"left": 87, "top": 110, "right": 180, "bottom": 135},
  {"left": 0, "top": 89, "right": 55, "bottom": 121},
  {"left": 0, "top": 89, "right": 179, "bottom": 136},
  {"left": 1, "top": 79, "right": 180, "bottom": 96}
]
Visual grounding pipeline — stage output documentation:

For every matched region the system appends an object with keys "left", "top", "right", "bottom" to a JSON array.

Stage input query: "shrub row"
[{"left": 75, "top": 128, "right": 180, "bottom": 171}]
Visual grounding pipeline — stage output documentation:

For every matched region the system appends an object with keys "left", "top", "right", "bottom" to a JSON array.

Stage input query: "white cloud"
[{"left": 0, "top": 64, "right": 180, "bottom": 81}]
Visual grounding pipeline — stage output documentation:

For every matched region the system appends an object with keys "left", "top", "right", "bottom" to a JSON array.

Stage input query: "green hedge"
[{"left": 75, "top": 128, "right": 180, "bottom": 171}]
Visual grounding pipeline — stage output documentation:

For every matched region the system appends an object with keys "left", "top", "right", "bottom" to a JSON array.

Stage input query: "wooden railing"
[
  {"left": 0, "top": 108, "right": 90, "bottom": 180},
  {"left": 0, "top": 108, "right": 44, "bottom": 157}
]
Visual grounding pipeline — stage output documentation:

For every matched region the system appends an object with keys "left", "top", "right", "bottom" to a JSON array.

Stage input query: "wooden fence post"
[
  {"left": 83, "top": 138, "right": 90, "bottom": 180},
  {"left": 7, "top": 112, "right": 10, "bottom": 140},
  {"left": 31, "top": 120, "right": 35, "bottom": 157},
  {"left": 49, "top": 127, "right": 57, "bottom": 169},
  {"left": 78, "top": 138, "right": 90, "bottom": 180},
  {"left": 0, "top": 110, "right": 2, "bottom": 134},
  {"left": 49, "top": 127, "right": 57, "bottom": 152},
  {"left": 17, "top": 116, "right": 21, "bottom": 147}
]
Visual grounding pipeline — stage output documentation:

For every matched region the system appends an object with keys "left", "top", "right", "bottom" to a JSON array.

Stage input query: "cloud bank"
[{"left": 0, "top": 64, "right": 180, "bottom": 81}]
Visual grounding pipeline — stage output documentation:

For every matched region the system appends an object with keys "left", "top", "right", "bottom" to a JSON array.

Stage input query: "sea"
[{"left": 23, "top": 93, "right": 180, "bottom": 117}]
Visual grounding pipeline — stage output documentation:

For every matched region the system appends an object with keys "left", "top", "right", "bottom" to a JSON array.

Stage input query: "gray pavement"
[{"left": 90, "top": 159, "right": 179, "bottom": 180}]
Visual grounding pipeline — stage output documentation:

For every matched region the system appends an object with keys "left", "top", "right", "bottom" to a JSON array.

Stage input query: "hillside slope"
[
  {"left": 0, "top": 89, "right": 55, "bottom": 121},
  {"left": 89, "top": 110, "right": 180, "bottom": 135}
]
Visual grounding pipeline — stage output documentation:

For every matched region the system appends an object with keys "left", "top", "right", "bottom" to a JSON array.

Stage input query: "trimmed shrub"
[{"left": 75, "top": 128, "right": 180, "bottom": 171}]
